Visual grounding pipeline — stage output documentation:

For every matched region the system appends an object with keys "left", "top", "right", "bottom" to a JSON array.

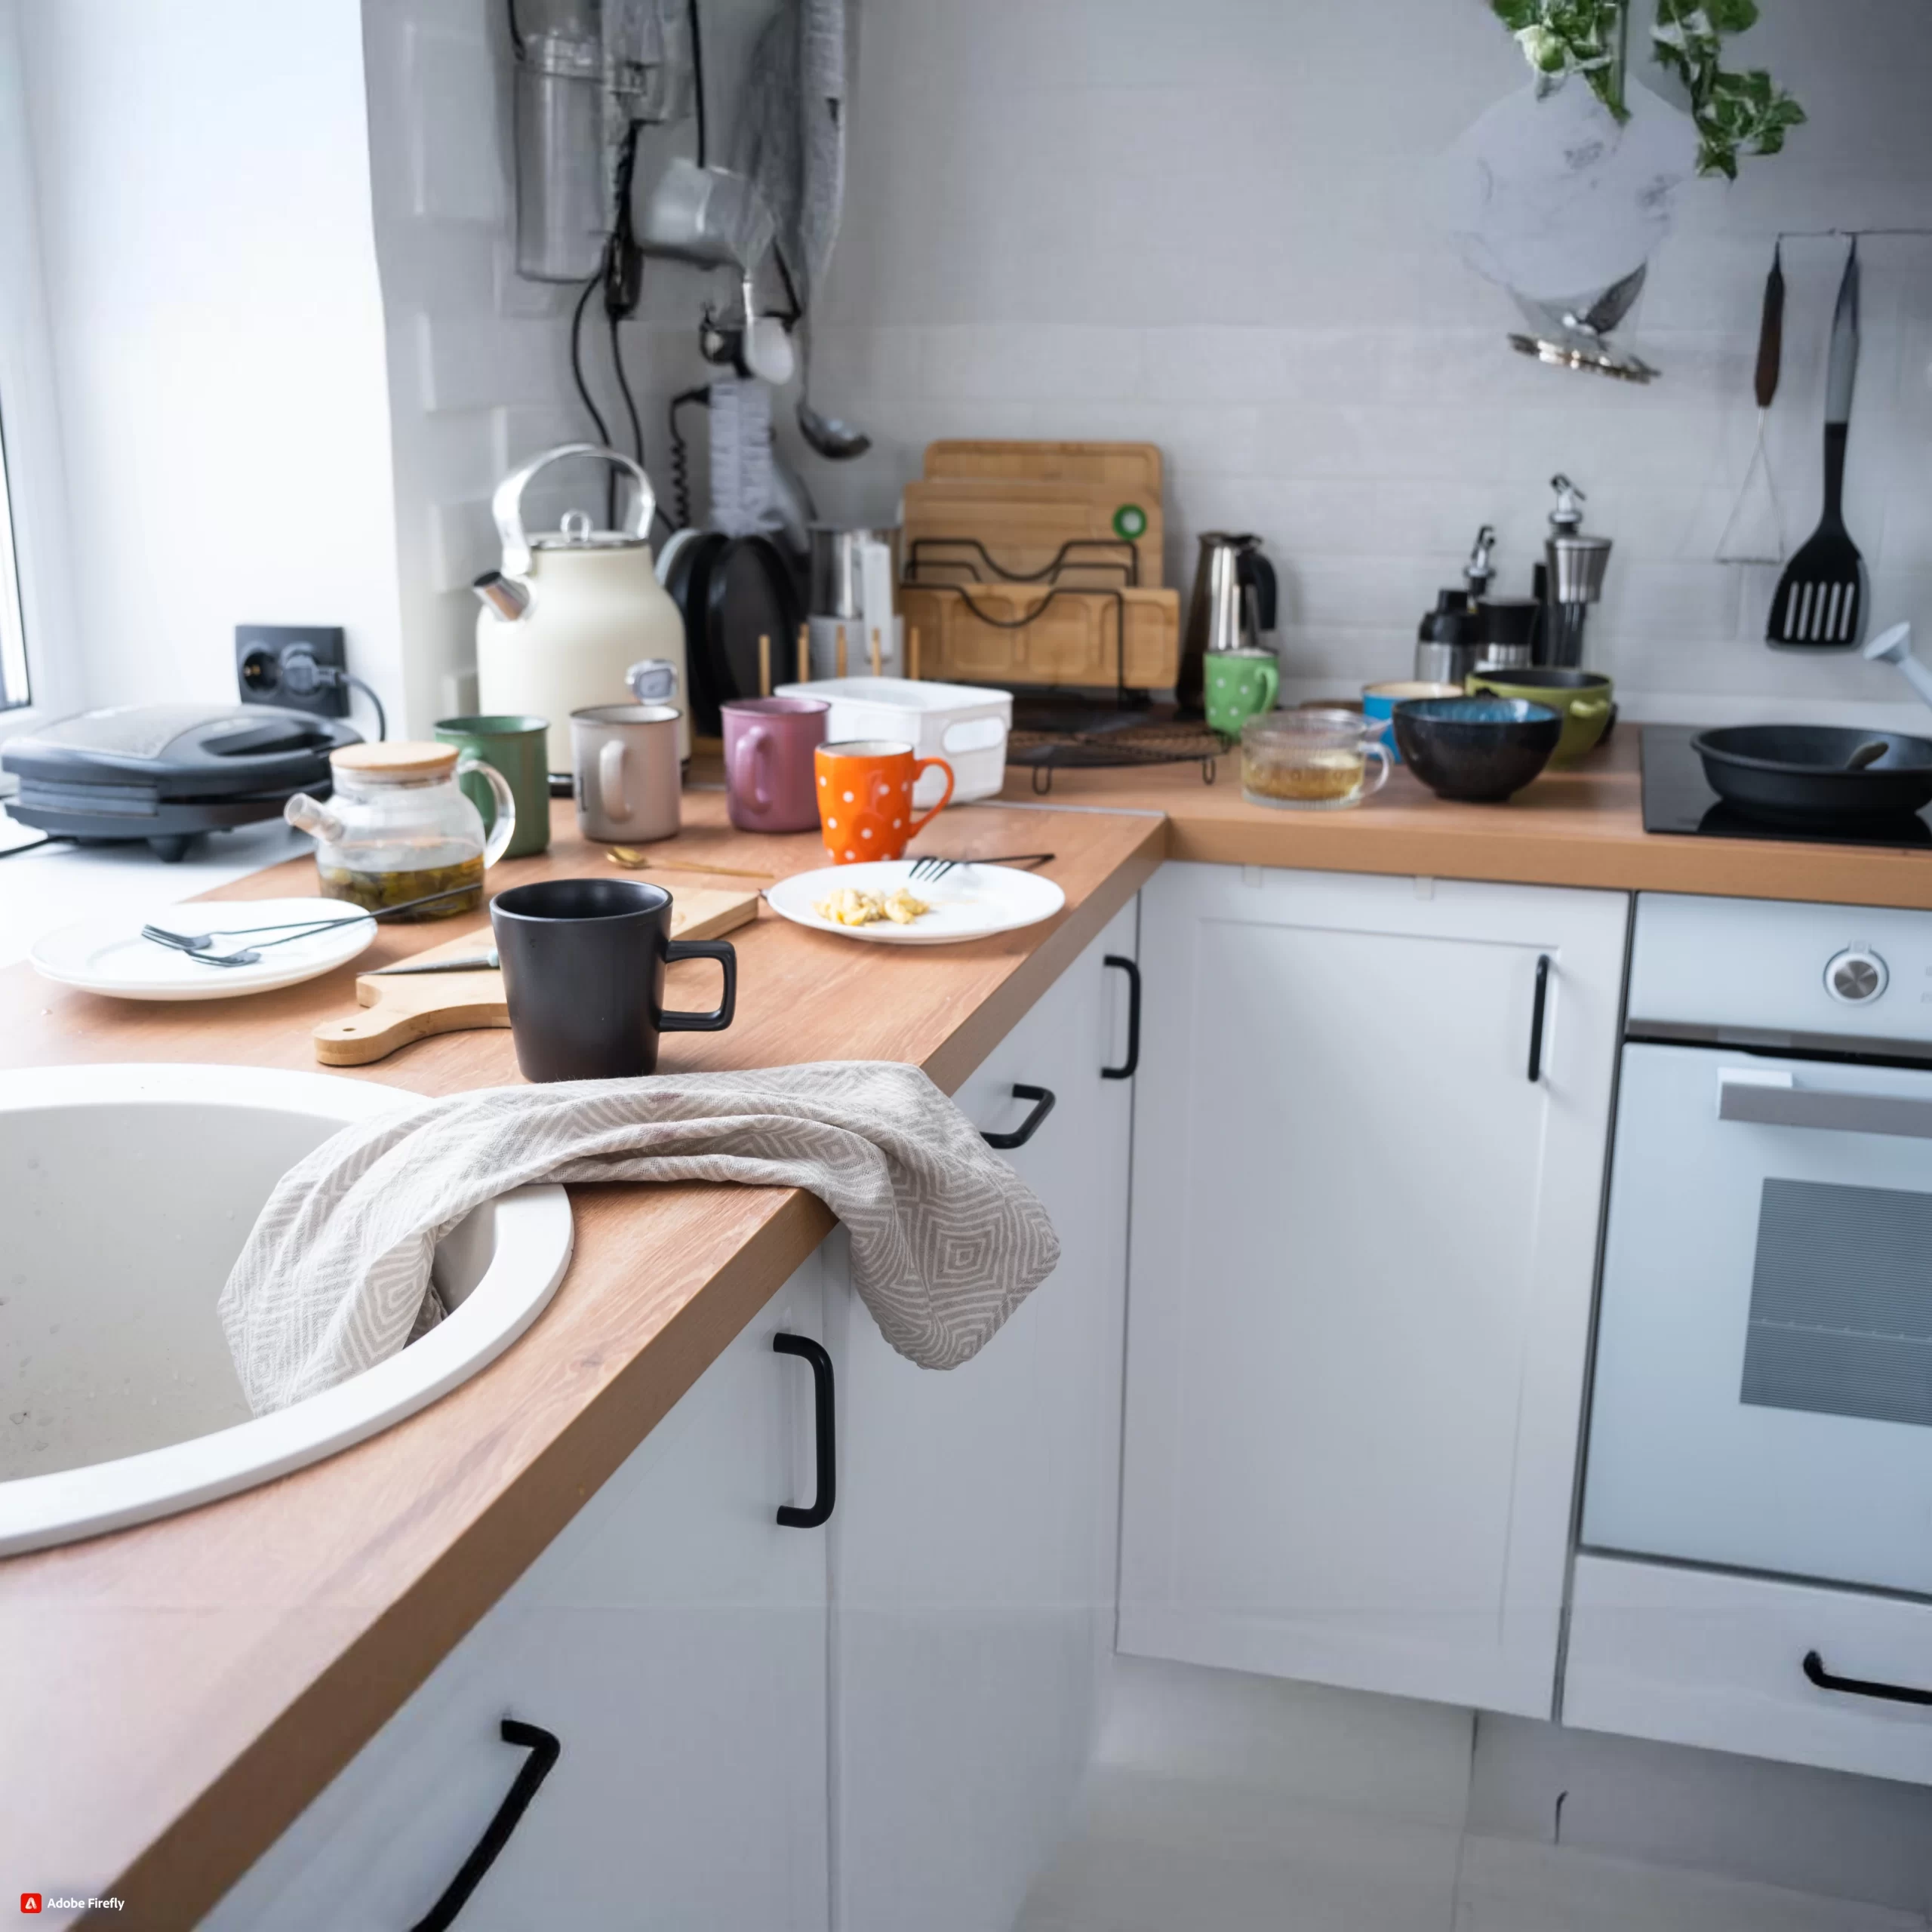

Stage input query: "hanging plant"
[{"left": 1490, "top": 0, "right": 1804, "bottom": 178}]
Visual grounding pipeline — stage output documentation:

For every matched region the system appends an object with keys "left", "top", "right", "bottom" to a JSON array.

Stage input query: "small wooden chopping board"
[{"left": 312, "top": 885, "right": 759, "bottom": 1066}]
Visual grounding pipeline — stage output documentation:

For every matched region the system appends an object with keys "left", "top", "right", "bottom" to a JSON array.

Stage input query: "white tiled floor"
[
  {"left": 1453, "top": 1836, "right": 1924, "bottom": 1932},
  {"left": 1014, "top": 1660, "right": 1931, "bottom": 1931},
  {"left": 1017, "top": 1780, "right": 1927, "bottom": 1931}
]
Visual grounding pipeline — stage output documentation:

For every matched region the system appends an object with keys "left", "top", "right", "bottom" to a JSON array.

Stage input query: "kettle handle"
[
  {"left": 492, "top": 443, "right": 656, "bottom": 577},
  {"left": 1238, "top": 551, "right": 1278, "bottom": 634}
]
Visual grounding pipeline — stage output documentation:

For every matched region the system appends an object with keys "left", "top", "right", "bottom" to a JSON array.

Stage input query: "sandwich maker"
[{"left": 2, "top": 703, "right": 362, "bottom": 860}]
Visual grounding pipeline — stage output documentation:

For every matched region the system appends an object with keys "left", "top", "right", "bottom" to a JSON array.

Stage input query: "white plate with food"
[
  {"left": 764, "top": 860, "right": 1066, "bottom": 946},
  {"left": 30, "top": 897, "right": 378, "bottom": 1001}
]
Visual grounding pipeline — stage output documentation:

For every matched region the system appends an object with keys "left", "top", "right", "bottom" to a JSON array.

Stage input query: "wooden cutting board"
[
  {"left": 312, "top": 886, "right": 759, "bottom": 1066},
  {"left": 903, "top": 478, "right": 1163, "bottom": 591},
  {"left": 923, "top": 439, "right": 1163, "bottom": 499},
  {"left": 900, "top": 583, "right": 1180, "bottom": 690}
]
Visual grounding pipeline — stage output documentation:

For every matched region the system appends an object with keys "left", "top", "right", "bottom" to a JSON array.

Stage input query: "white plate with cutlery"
[
  {"left": 29, "top": 897, "right": 377, "bottom": 1000},
  {"left": 764, "top": 859, "right": 1065, "bottom": 947}
]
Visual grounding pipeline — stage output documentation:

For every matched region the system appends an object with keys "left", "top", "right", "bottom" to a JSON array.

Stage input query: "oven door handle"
[{"left": 1717, "top": 1068, "right": 1932, "bottom": 1142}]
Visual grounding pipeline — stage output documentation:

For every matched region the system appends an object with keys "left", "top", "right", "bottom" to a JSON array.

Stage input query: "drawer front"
[{"left": 1564, "top": 1554, "right": 1932, "bottom": 1786}]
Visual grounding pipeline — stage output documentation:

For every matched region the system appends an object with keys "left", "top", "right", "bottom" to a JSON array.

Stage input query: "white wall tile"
[
  {"left": 811, "top": 0, "right": 1932, "bottom": 708},
  {"left": 405, "top": 21, "right": 503, "bottom": 224}
]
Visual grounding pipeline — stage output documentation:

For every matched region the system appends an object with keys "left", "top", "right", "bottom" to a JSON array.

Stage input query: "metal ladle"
[{"left": 794, "top": 317, "right": 869, "bottom": 460}]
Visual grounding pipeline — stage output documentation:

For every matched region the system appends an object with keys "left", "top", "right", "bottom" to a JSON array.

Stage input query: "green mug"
[
  {"left": 434, "top": 714, "right": 551, "bottom": 858},
  {"left": 1204, "top": 649, "right": 1280, "bottom": 737}
]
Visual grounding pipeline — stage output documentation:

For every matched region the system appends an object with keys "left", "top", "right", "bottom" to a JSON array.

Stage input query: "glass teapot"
[{"left": 285, "top": 741, "right": 516, "bottom": 918}]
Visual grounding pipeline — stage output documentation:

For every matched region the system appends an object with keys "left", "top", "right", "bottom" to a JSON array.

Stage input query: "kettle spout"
[{"left": 472, "top": 570, "right": 531, "bottom": 622}]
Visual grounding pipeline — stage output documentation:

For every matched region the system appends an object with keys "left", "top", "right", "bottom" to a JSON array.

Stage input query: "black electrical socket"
[{"left": 235, "top": 625, "right": 349, "bottom": 718}]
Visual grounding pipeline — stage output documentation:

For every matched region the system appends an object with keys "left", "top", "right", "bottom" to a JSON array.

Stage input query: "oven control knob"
[{"left": 1826, "top": 949, "right": 1887, "bottom": 1004}]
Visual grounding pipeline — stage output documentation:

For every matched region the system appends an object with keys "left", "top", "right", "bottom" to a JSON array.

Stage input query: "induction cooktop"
[{"left": 1641, "top": 724, "right": 1932, "bottom": 850}]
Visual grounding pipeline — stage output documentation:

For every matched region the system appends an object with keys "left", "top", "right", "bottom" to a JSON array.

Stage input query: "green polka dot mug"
[{"left": 1204, "top": 648, "right": 1280, "bottom": 737}]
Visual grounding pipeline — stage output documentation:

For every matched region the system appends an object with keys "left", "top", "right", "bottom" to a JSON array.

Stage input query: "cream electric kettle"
[{"left": 473, "top": 444, "right": 691, "bottom": 777}]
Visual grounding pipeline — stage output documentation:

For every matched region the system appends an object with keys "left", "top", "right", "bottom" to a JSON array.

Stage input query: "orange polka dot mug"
[{"left": 814, "top": 739, "right": 955, "bottom": 864}]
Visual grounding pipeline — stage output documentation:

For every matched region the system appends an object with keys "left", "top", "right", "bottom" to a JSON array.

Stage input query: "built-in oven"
[{"left": 1583, "top": 893, "right": 1932, "bottom": 1599}]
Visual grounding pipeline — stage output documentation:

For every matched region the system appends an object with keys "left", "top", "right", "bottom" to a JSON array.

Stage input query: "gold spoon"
[{"left": 607, "top": 847, "right": 776, "bottom": 883}]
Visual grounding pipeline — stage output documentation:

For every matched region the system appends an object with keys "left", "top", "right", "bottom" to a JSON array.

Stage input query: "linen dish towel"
[{"left": 219, "top": 1062, "right": 1060, "bottom": 1417}]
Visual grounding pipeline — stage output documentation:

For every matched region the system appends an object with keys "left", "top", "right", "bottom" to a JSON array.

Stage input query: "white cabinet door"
[
  {"left": 828, "top": 902, "right": 1137, "bottom": 1932},
  {"left": 1118, "top": 864, "right": 1626, "bottom": 1719},
  {"left": 205, "top": 1256, "right": 831, "bottom": 1931}
]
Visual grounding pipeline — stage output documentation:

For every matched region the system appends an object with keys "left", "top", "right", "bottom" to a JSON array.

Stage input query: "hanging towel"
[
  {"left": 708, "top": 376, "right": 780, "bottom": 536},
  {"left": 218, "top": 1062, "right": 1060, "bottom": 1417},
  {"left": 734, "top": 0, "right": 847, "bottom": 312}
]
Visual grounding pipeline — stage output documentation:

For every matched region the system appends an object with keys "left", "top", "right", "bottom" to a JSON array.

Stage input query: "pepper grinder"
[{"left": 1542, "top": 475, "right": 1611, "bottom": 669}]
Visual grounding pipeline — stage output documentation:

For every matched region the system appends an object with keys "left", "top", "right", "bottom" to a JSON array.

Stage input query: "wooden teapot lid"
[{"left": 331, "top": 741, "right": 459, "bottom": 780}]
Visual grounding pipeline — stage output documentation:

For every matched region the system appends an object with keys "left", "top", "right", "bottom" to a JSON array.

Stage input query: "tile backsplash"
[{"left": 798, "top": 0, "right": 1932, "bottom": 725}]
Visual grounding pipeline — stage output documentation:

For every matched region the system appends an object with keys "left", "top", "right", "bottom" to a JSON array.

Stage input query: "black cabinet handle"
[
  {"left": 1803, "top": 1648, "right": 1932, "bottom": 1708},
  {"left": 1527, "top": 953, "right": 1551, "bottom": 1084},
  {"left": 408, "top": 1717, "right": 561, "bottom": 1930},
  {"left": 981, "top": 1083, "right": 1057, "bottom": 1149},
  {"left": 774, "top": 1333, "right": 835, "bottom": 1528},
  {"left": 1102, "top": 955, "right": 1141, "bottom": 1080}
]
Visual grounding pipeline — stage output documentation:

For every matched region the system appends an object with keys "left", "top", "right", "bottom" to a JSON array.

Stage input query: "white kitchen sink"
[{"left": 0, "top": 1064, "right": 573, "bottom": 1556}]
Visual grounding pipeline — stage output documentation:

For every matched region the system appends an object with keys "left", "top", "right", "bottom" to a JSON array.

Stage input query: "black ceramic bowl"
[{"left": 1392, "top": 697, "right": 1562, "bottom": 804}]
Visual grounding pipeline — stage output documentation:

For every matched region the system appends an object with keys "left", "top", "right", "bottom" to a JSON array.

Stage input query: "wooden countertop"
[
  {"left": 999, "top": 728, "right": 1932, "bottom": 912},
  {"left": 9, "top": 726, "right": 1930, "bottom": 1924},
  {"left": 0, "top": 793, "right": 1160, "bottom": 1929}
]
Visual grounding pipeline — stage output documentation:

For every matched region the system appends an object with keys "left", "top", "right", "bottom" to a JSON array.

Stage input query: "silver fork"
[
  {"left": 140, "top": 880, "right": 477, "bottom": 962},
  {"left": 138, "top": 928, "right": 269, "bottom": 967},
  {"left": 140, "top": 915, "right": 370, "bottom": 966},
  {"left": 906, "top": 852, "right": 1054, "bottom": 884}
]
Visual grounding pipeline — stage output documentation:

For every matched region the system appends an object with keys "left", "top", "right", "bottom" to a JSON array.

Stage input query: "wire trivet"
[{"left": 1005, "top": 721, "right": 1229, "bottom": 794}]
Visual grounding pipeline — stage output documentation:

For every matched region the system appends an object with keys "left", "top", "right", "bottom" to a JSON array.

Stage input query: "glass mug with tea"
[{"left": 1239, "top": 711, "right": 1391, "bottom": 811}]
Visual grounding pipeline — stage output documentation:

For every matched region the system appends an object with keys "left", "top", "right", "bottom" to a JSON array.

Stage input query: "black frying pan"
[{"left": 1693, "top": 724, "right": 1932, "bottom": 828}]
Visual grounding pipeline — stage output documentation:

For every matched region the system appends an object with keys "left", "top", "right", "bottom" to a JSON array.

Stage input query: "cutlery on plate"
[
  {"left": 142, "top": 882, "right": 485, "bottom": 961},
  {"left": 137, "top": 928, "right": 268, "bottom": 966},
  {"left": 906, "top": 853, "right": 1055, "bottom": 883}
]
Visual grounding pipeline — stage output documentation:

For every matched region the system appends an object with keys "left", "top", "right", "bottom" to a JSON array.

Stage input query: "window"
[
  {"left": 0, "top": 0, "right": 78, "bottom": 737},
  {"left": 0, "top": 403, "right": 27, "bottom": 710}
]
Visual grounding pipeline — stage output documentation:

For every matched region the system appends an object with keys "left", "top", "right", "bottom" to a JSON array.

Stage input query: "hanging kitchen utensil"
[
  {"left": 1767, "top": 240, "right": 1864, "bottom": 647},
  {"left": 1716, "top": 242, "right": 1786, "bottom": 565}
]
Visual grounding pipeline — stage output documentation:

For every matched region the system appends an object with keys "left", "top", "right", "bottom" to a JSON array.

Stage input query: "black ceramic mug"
[{"left": 489, "top": 878, "right": 737, "bottom": 1082}]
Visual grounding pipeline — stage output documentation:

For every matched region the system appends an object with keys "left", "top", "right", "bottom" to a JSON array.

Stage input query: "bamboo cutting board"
[
  {"left": 900, "top": 583, "right": 1180, "bottom": 689},
  {"left": 923, "top": 439, "right": 1163, "bottom": 499},
  {"left": 312, "top": 886, "right": 759, "bottom": 1066},
  {"left": 902, "top": 478, "right": 1163, "bottom": 589}
]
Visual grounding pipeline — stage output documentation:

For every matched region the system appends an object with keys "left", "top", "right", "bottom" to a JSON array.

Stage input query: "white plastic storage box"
[{"left": 774, "top": 676, "right": 1012, "bottom": 810}]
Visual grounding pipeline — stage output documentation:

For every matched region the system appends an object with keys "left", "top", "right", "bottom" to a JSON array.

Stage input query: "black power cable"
[
  {"left": 569, "top": 272, "right": 612, "bottom": 451},
  {"left": 603, "top": 119, "right": 648, "bottom": 528},
  {"left": 687, "top": 0, "right": 707, "bottom": 168},
  {"left": 608, "top": 309, "right": 645, "bottom": 524},
  {"left": 668, "top": 387, "right": 709, "bottom": 531}
]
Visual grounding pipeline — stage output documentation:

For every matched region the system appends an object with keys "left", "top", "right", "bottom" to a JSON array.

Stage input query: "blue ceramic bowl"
[{"left": 1391, "top": 697, "right": 1562, "bottom": 804}]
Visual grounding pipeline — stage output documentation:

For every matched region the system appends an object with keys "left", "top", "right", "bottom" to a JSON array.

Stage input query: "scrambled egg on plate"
[{"left": 814, "top": 884, "right": 931, "bottom": 928}]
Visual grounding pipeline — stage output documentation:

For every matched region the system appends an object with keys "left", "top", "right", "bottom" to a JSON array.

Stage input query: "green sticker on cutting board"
[{"left": 1112, "top": 503, "right": 1149, "bottom": 542}]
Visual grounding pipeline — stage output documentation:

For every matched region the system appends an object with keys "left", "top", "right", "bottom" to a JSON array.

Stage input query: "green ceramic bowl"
[{"left": 1464, "top": 668, "right": 1614, "bottom": 766}]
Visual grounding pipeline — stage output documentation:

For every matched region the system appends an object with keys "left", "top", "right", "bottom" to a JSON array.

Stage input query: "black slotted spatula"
[{"left": 1769, "top": 240, "right": 1864, "bottom": 647}]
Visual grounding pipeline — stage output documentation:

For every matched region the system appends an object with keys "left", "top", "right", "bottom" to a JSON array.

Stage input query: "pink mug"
[{"left": 722, "top": 696, "right": 831, "bottom": 833}]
